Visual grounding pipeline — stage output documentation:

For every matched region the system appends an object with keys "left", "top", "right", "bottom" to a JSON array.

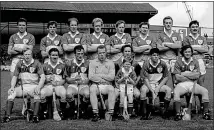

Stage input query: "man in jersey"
[
  {"left": 89, "top": 45, "right": 116, "bottom": 122},
  {"left": 65, "top": 45, "right": 90, "bottom": 119},
  {"left": 8, "top": 18, "right": 35, "bottom": 77},
  {"left": 40, "top": 48, "right": 67, "bottom": 120},
  {"left": 182, "top": 20, "right": 209, "bottom": 111},
  {"left": 62, "top": 18, "right": 87, "bottom": 61},
  {"left": 173, "top": 45, "right": 211, "bottom": 121},
  {"left": 2, "top": 50, "right": 45, "bottom": 123},
  {"left": 140, "top": 48, "right": 171, "bottom": 120},
  {"left": 114, "top": 44, "right": 141, "bottom": 116},
  {"left": 107, "top": 20, "right": 132, "bottom": 62},
  {"left": 40, "top": 21, "right": 63, "bottom": 63},
  {"left": 86, "top": 18, "right": 110, "bottom": 60},
  {"left": 132, "top": 22, "right": 156, "bottom": 67}
]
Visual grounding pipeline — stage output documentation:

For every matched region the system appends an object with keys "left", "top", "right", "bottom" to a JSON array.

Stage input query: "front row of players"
[{"left": 3, "top": 44, "right": 212, "bottom": 123}]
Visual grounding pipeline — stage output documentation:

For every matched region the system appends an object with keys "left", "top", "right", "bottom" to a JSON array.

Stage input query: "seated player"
[
  {"left": 40, "top": 48, "right": 67, "bottom": 120},
  {"left": 65, "top": 45, "right": 90, "bottom": 119},
  {"left": 115, "top": 60, "right": 137, "bottom": 119},
  {"left": 2, "top": 50, "right": 45, "bottom": 123},
  {"left": 140, "top": 48, "right": 171, "bottom": 120},
  {"left": 173, "top": 45, "right": 212, "bottom": 121}
]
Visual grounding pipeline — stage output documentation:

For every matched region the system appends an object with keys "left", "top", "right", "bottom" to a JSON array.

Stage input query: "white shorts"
[
  {"left": 176, "top": 81, "right": 194, "bottom": 92},
  {"left": 119, "top": 84, "right": 134, "bottom": 94},
  {"left": 161, "top": 59, "right": 176, "bottom": 72},
  {"left": 197, "top": 59, "right": 206, "bottom": 75},
  {"left": 10, "top": 58, "right": 20, "bottom": 72},
  {"left": 68, "top": 84, "right": 88, "bottom": 91},
  {"left": 44, "top": 84, "right": 64, "bottom": 90}
]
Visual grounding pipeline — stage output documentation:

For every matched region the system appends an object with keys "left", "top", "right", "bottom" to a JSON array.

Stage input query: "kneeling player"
[
  {"left": 140, "top": 48, "right": 171, "bottom": 120},
  {"left": 173, "top": 45, "right": 211, "bottom": 121},
  {"left": 115, "top": 60, "right": 137, "bottom": 119},
  {"left": 3, "top": 50, "right": 45, "bottom": 123},
  {"left": 40, "top": 48, "right": 67, "bottom": 120},
  {"left": 65, "top": 45, "right": 90, "bottom": 119}
]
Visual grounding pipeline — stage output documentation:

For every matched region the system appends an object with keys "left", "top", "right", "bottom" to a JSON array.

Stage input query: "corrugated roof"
[{"left": 1, "top": 1, "right": 157, "bottom": 13}]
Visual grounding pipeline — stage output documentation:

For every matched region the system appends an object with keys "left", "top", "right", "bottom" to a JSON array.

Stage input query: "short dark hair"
[
  {"left": 17, "top": 18, "right": 27, "bottom": 25},
  {"left": 116, "top": 20, "right": 126, "bottom": 28},
  {"left": 48, "top": 48, "right": 59, "bottom": 55},
  {"left": 74, "top": 45, "right": 84, "bottom": 54},
  {"left": 47, "top": 21, "right": 57, "bottom": 28},
  {"left": 121, "top": 44, "right": 133, "bottom": 53},
  {"left": 180, "top": 45, "right": 193, "bottom": 57},
  {"left": 189, "top": 20, "right": 199, "bottom": 28},
  {"left": 163, "top": 16, "right": 173, "bottom": 24},
  {"left": 150, "top": 48, "right": 160, "bottom": 55},
  {"left": 97, "top": 45, "right": 106, "bottom": 52},
  {"left": 139, "top": 22, "right": 150, "bottom": 28},
  {"left": 67, "top": 18, "right": 79, "bottom": 25}
]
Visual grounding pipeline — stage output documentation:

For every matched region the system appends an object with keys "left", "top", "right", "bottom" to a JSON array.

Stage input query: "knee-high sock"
[
  {"left": 6, "top": 101, "right": 14, "bottom": 116},
  {"left": 33, "top": 102, "right": 40, "bottom": 116},
  {"left": 140, "top": 100, "right": 147, "bottom": 116}
]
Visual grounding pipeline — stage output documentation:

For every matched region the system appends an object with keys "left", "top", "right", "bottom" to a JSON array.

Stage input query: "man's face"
[
  {"left": 75, "top": 49, "right": 84, "bottom": 61},
  {"left": 97, "top": 48, "right": 106, "bottom": 62},
  {"left": 123, "top": 61, "right": 131, "bottom": 71},
  {"left": 48, "top": 24, "right": 57, "bottom": 35},
  {"left": 69, "top": 20, "right": 78, "bottom": 33},
  {"left": 50, "top": 51, "right": 59, "bottom": 63},
  {"left": 123, "top": 47, "right": 132, "bottom": 59},
  {"left": 94, "top": 21, "right": 102, "bottom": 33},
  {"left": 139, "top": 24, "right": 149, "bottom": 35},
  {"left": 151, "top": 53, "right": 159, "bottom": 63},
  {"left": 183, "top": 48, "right": 192, "bottom": 59},
  {"left": 190, "top": 23, "right": 199, "bottom": 35},
  {"left": 24, "top": 50, "right": 32, "bottom": 62},
  {"left": 18, "top": 21, "right": 27, "bottom": 33},
  {"left": 116, "top": 23, "right": 125, "bottom": 34},
  {"left": 164, "top": 19, "right": 173, "bottom": 30}
]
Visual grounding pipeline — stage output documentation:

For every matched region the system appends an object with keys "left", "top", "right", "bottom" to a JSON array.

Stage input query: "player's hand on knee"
[
  {"left": 34, "top": 86, "right": 41, "bottom": 95},
  {"left": 8, "top": 87, "right": 15, "bottom": 95}
]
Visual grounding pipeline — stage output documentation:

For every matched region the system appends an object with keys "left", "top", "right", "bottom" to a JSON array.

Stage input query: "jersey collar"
[
  {"left": 189, "top": 33, "right": 199, "bottom": 40},
  {"left": 47, "top": 33, "right": 58, "bottom": 41},
  {"left": 122, "top": 67, "right": 133, "bottom": 75},
  {"left": 47, "top": 59, "right": 61, "bottom": 68},
  {"left": 68, "top": 31, "right": 79, "bottom": 38},
  {"left": 182, "top": 57, "right": 193, "bottom": 65},
  {"left": 17, "top": 31, "right": 27, "bottom": 39},
  {"left": 149, "top": 58, "right": 160, "bottom": 68},
  {"left": 139, "top": 33, "right": 149, "bottom": 40},
  {"left": 115, "top": 33, "right": 125, "bottom": 40},
  {"left": 73, "top": 58, "right": 85, "bottom": 67},
  {"left": 93, "top": 32, "right": 103, "bottom": 39},
  {"left": 164, "top": 28, "right": 173, "bottom": 38},
  {"left": 23, "top": 59, "right": 34, "bottom": 67}
]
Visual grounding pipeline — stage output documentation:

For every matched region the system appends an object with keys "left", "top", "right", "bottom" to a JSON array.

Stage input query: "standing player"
[
  {"left": 107, "top": 20, "right": 132, "bottom": 62},
  {"left": 2, "top": 50, "right": 45, "bottom": 123},
  {"left": 132, "top": 22, "right": 156, "bottom": 67},
  {"left": 62, "top": 18, "right": 87, "bottom": 61},
  {"left": 40, "top": 21, "right": 63, "bottom": 63},
  {"left": 8, "top": 18, "right": 35, "bottom": 77},
  {"left": 86, "top": 18, "right": 110, "bottom": 60},
  {"left": 40, "top": 48, "right": 67, "bottom": 120},
  {"left": 89, "top": 45, "right": 116, "bottom": 122},
  {"left": 65, "top": 45, "right": 90, "bottom": 119},
  {"left": 173, "top": 45, "right": 211, "bottom": 121},
  {"left": 140, "top": 48, "right": 171, "bottom": 120}
]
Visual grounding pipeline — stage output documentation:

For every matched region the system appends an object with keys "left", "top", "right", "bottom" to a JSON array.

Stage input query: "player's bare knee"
[{"left": 90, "top": 84, "right": 97, "bottom": 94}]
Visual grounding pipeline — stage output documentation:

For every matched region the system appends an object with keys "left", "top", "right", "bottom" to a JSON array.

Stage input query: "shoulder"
[
  {"left": 34, "top": 59, "right": 42, "bottom": 65},
  {"left": 27, "top": 33, "right": 34, "bottom": 37},
  {"left": 62, "top": 33, "right": 69, "bottom": 37},
  {"left": 10, "top": 33, "right": 17, "bottom": 38},
  {"left": 41, "top": 36, "right": 47, "bottom": 41}
]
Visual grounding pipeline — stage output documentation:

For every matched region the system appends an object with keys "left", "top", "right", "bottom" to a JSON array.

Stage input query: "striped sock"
[
  {"left": 108, "top": 109, "right": 114, "bottom": 115},
  {"left": 92, "top": 109, "right": 99, "bottom": 114}
]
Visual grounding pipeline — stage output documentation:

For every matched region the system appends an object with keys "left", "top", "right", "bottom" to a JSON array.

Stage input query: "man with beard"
[
  {"left": 62, "top": 18, "right": 87, "bottom": 61},
  {"left": 40, "top": 48, "right": 67, "bottom": 120},
  {"left": 182, "top": 20, "right": 209, "bottom": 111},
  {"left": 2, "top": 50, "right": 45, "bottom": 123},
  {"left": 40, "top": 21, "right": 63, "bottom": 63},
  {"left": 173, "top": 45, "right": 211, "bottom": 121},
  {"left": 65, "top": 45, "right": 90, "bottom": 119},
  {"left": 86, "top": 18, "right": 110, "bottom": 60},
  {"left": 132, "top": 22, "right": 156, "bottom": 67},
  {"left": 107, "top": 20, "right": 132, "bottom": 62},
  {"left": 89, "top": 45, "right": 116, "bottom": 122},
  {"left": 8, "top": 18, "right": 35, "bottom": 77}
]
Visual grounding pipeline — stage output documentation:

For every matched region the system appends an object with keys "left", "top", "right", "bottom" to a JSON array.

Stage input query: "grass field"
[{"left": 1, "top": 70, "right": 213, "bottom": 130}]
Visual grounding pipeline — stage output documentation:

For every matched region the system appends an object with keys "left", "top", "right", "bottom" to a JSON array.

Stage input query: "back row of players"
[{"left": 3, "top": 16, "right": 211, "bottom": 123}]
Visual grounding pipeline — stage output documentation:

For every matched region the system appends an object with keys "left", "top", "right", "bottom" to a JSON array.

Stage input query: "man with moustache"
[
  {"left": 86, "top": 18, "right": 110, "bottom": 60},
  {"left": 107, "top": 20, "right": 132, "bottom": 62}
]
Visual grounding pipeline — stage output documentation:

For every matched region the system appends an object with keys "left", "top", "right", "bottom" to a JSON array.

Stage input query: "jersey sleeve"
[
  {"left": 162, "top": 62, "right": 169, "bottom": 78},
  {"left": 36, "top": 61, "right": 44, "bottom": 75},
  {"left": 173, "top": 60, "right": 181, "bottom": 75},
  {"left": 40, "top": 37, "right": 46, "bottom": 51},
  {"left": 28, "top": 34, "right": 35, "bottom": 46},
  {"left": 8, "top": 35, "right": 14, "bottom": 46},
  {"left": 182, "top": 36, "right": 190, "bottom": 46}
]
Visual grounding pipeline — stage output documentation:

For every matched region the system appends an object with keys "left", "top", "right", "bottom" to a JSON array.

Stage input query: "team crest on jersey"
[
  {"left": 172, "top": 37, "right": 177, "bottom": 42},
  {"left": 80, "top": 67, "right": 86, "bottom": 73},
  {"left": 157, "top": 66, "right": 163, "bottom": 73},
  {"left": 29, "top": 67, "right": 35, "bottom": 73},
  {"left": 189, "top": 64, "right": 195, "bottom": 71},
  {"left": 121, "top": 38, "right": 126, "bottom": 44},
  {"left": 146, "top": 40, "right": 151, "bottom": 45},
  {"left": 75, "top": 38, "right": 80, "bottom": 43},
  {"left": 198, "top": 40, "right": 203, "bottom": 45},
  {"left": 100, "top": 38, "right": 105, "bottom": 44},
  {"left": 56, "top": 68, "right": 62, "bottom": 74},
  {"left": 54, "top": 40, "right": 59, "bottom": 45},
  {"left": 23, "top": 39, "right": 29, "bottom": 44}
]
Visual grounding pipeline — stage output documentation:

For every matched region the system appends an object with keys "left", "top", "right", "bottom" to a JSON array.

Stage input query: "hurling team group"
[{"left": 2, "top": 16, "right": 212, "bottom": 123}]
